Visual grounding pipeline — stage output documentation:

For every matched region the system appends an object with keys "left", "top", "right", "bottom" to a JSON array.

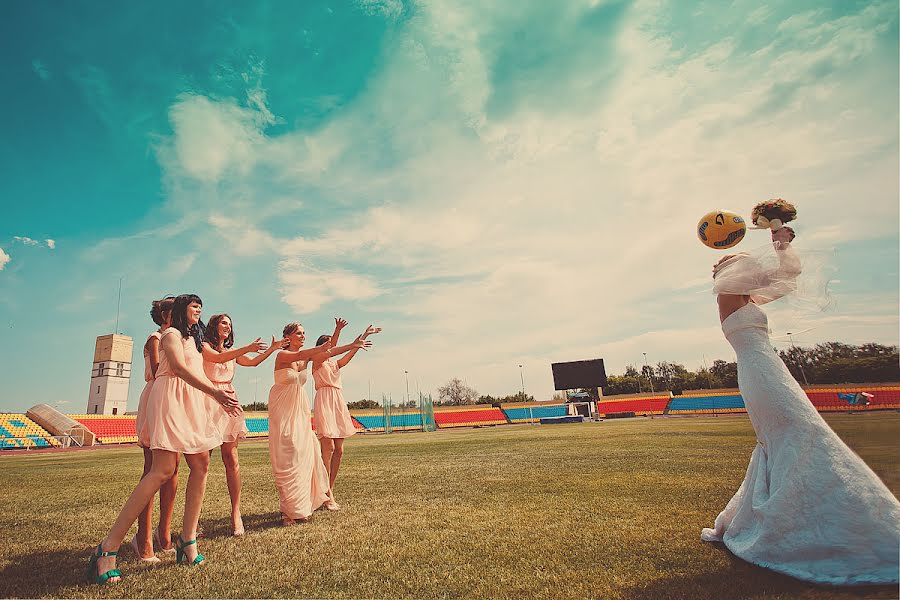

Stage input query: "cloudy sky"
[{"left": 1, "top": 0, "right": 897, "bottom": 413}]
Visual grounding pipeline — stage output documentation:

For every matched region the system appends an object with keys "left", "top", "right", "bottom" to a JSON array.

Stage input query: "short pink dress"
[
  {"left": 268, "top": 361, "right": 331, "bottom": 519},
  {"left": 144, "top": 327, "right": 223, "bottom": 454},
  {"left": 135, "top": 331, "right": 162, "bottom": 448},
  {"left": 312, "top": 359, "right": 357, "bottom": 439},
  {"left": 203, "top": 358, "right": 248, "bottom": 444}
]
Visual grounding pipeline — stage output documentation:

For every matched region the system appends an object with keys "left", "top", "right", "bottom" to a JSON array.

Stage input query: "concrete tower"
[{"left": 86, "top": 334, "right": 133, "bottom": 415}]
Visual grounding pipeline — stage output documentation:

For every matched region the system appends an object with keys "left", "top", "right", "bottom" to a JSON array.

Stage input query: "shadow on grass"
[
  {"left": 199, "top": 510, "right": 283, "bottom": 539},
  {"left": 0, "top": 546, "right": 101, "bottom": 598},
  {"left": 618, "top": 546, "right": 898, "bottom": 600}
]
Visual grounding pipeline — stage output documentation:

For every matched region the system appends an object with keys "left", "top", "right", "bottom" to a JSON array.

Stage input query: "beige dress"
[
  {"left": 203, "top": 358, "right": 248, "bottom": 443},
  {"left": 144, "top": 327, "right": 223, "bottom": 454},
  {"left": 135, "top": 331, "right": 161, "bottom": 448},
  {"left": 268, "top": 361, "right": 331, "bottom": 519},
  {"left": 312, "top": 359, "right": 357, "bottom": 439}
]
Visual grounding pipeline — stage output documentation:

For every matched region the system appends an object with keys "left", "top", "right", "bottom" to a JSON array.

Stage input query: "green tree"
[{"left": 437, "top": 378, "right": 478, "bottom": 406}]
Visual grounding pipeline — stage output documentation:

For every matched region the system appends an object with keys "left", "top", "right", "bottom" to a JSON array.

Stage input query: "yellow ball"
[{"left": 697, "top": 210, "right": 746, "bottom": 249}]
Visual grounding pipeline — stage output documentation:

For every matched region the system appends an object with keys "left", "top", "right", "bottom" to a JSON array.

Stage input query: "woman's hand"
[
  {"left": 352, "top": 337, "right": 373, "bottom": 351},
  {"left": 334, "top": 317, "right": 348, "bottom": 331},
  {"left": 363, "top": 325, "right": 382, "bottom": 338},
  {"left": 243, "top": 337, "right": 267, "bottom": 353},
  {"left": 712, "top": 254, "right": 739, "bottom": 277},
  {"left": 213, "top": 389, "right": 242, "bottom": 416}
]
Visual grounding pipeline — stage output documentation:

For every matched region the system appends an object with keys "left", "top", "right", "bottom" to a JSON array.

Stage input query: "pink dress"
[
  {"left": 136, "top": 331, "right": 161, "bottom": 448},
  {"left": 268, "top": 361, "right": 330, "bottom": 519},
  {"left": 203, "top": 358, "right": 248, "bottom": 444},
  {"left": 144, "top": 328, "right": 224, "bottom": 454},
  {"left": 312, "top": 359, "right": 356, "bottom": 439}
]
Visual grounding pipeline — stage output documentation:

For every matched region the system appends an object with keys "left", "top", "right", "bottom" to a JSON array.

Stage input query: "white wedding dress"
[{"left": 701, "top": 302, "right": 900, "bottom": 584}]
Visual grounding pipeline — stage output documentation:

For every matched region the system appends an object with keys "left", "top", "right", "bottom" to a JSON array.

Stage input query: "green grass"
[{"left": 0, "top": 412, "right": 898, "bottom": 599}]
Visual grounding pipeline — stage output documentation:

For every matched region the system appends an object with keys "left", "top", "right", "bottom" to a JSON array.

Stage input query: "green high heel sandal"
[
  {"left": 85, "top": 543, "right": 122, "bottom": 584},
  {"left": 175, "top": 536, "right": 206, "bottom": 566}
]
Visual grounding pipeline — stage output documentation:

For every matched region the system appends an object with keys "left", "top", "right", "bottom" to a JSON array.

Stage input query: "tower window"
[
  {"left": 98, "top": 363, "right": 104, "bottom": 376},
  {"left": 96, "top": 385, "right": 100, "bottom": 393},
  {"left": 112, "top": 408, "right": 117, "bottom": 415},
  {"left": 116, "top": 363, "right": 124, "bottom": 376}
]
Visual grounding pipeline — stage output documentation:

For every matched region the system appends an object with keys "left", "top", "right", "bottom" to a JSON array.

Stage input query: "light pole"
[
  {"left": 518, "top": 364, "right": 526, "bottom": 400},
  {"left": 786, "top": 332, "right": 810, "bottom": 386},
  {"left": 643, "top": 352, "right": 655, "bottom": 393},
  {"left": 404, "top": 370, "right": 410, "bottom": 407},
  {"left": 702, "top": 354, "right": 713, "bottom": 389}
]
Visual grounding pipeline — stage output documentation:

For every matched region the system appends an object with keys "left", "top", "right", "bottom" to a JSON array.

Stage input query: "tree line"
[{"left": 603, "top": 342, "right": 899, "bottom": 396}]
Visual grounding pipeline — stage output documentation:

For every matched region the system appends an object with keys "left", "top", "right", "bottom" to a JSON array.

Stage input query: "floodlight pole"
[
  {"left": 405, "top": 370, "right": 410, "bottom": 407},
  {"left": 643, "top": 352, "right": 655, "bottom": 393}
]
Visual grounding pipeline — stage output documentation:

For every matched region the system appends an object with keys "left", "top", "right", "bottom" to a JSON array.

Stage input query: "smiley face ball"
[{"left": 697, "top": 211, "right": 746, "bottom": 249}]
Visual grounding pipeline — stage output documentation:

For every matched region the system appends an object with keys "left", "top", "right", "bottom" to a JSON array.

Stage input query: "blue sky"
[{"left": 1, "top": 0, "right": 897, "bottom": 413}]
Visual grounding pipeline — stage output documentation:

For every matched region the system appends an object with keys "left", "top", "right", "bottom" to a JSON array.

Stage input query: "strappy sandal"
[
  {"left": 130, "top": 535, "right": 161, "bottom": 564},
  {"left": 85, "top": 543, "right": 121, "bottom": 584},
  {"left": 175, "top": 536, "right": 205, "bottom": 566},
  {"left": 153, "top": 530, "right": 176, "bottom": 554}
]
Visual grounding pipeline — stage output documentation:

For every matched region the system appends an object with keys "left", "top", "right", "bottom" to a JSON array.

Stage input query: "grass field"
[{"left": 0, "top": 412, "right": 898, "bottom": 599}]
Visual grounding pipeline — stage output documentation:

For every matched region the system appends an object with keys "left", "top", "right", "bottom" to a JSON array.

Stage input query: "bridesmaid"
[
  {"left": 86, "top": 294, "right": 240, "bottom": 583},
  {"left": 132, "top": 296, "right": 178, "bottom": 562},
  {"left": 268, "top": 318, "right": 367, "bottom": 524},
  {"left": 312, "top": 323, "right": 379, "bottom": 507},
  {"left": 202, "top": 313, "right": 283, "bottom": 536}
]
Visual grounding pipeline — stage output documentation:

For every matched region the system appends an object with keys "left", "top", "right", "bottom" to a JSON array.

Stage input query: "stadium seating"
[
  {"left": 805, "top": 387, "right": 900, "bottom": 411},
  {"left": 351, "top": 413, "right": 425, "bottom": 432},
  {"left": 596, "top": 396, "right": 669, "bottom": 417},
  {"left": 0, "top": 414, "right": 60, "bottom": 449},
  {"left": 71, "top": 415, "right": 138, "bottom": 444},
  {"left": 667, "top": 393, "right": 746, "bottom": 414},
  {"left": 245, "top": 417, "right": 269, "bottom": 438},
  {"left": 503, "top": 404, "right": 567, "bottom": 423},
  {"left": 434, "top": 407, "right": 507, "bottom": 428}
]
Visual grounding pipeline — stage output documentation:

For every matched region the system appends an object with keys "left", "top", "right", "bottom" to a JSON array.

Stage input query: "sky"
[{"left": 1, "top": 0, "right": 898, "bottom": 414}]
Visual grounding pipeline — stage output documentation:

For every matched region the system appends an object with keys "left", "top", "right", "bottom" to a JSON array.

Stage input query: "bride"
[{"left": 703, "top": 224, "right": 900, "bottom": 585}]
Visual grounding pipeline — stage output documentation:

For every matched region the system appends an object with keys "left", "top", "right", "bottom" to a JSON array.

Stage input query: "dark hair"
[
  {"left": 171, "top": 294, "right": 204, "bottom": 352},
  {"left": 316, "top": 334, "right": 331, "bottom": 347},
  {"left": 150, "top": 296, "right": 176, "bottom": 326},
  {"left": 205, "top": 313, "right": 234, "bottom": 350},
  {"left": 283, "top": 322, "right": 301, "bottom": 338}
]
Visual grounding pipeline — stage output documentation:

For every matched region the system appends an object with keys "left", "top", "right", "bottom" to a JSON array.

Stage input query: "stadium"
[{"left": 1, "top": 384, "right": 898, "bottom": 599}]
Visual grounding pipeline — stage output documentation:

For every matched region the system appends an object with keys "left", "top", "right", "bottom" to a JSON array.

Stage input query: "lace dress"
[{"left": 701, "top": 303, "right": 900, "bottom": 585}]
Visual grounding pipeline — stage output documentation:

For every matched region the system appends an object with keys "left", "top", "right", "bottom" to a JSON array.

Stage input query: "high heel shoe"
[
  {"left": 153, "top": 530, "right": 176, "bottom": 554},
  {"left": 175, "top": 536, "right": 205, "bottom": 566},
  {"left": 130, "top": 536, "right": 161, "bottom": 564},
  {"left": 85, "top": 543, "right": 121, "bottom": 584}
]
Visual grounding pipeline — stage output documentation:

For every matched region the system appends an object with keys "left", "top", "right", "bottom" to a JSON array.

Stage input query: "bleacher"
[
  {"left": 668, "top": 393, "right": 746, "bottom": 414},
  {"left": 596, "top": 396, "right": 669, "bottom": 417},
  {"left": 502, "top": 404, "right": 567, "bottom": 423},
  {"left": 352, "top": 413, "right": 425, "bottom": 432},
  {"left": 0, "top": 414, "right": 60, "bottom": 449},
  {"left": 71, "top": 415, "right": 138, "bottom": 444},
  {"left": 245, "top": 416, "right": 269, "bottom": 438},
  {"left": 805, "top": 387, "right": 900, "bottom": 411},
  {"left": 434, "top": 406, "right": 507, "bottom": 429}
]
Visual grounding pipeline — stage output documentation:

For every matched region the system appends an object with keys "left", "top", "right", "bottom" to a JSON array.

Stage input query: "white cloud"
[
  {"left": 13, "top": 236, "right": 39, "bottom": 246},
  {"left": 45, "top": 239, "right": 56, "bottom": 249},
  {"left": 0, "top": 248, "right": 9, "bottom": 271},
  {"left": 146, "top": 0, "right": 898, "bottom": 404},
  {"left": 31, "top": 59, "right": 50, "bottom": 81},
  {"left": 278, "top": 258, "right": 380, "bottom": 313}
]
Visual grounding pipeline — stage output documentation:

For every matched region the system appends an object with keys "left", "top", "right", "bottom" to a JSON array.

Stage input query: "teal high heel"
[
  {"left": 85, "top": 543, "right": 122, "bottom": 584},
  {"left": 175, "top": 536, "right": 205, "bottom": 566}
]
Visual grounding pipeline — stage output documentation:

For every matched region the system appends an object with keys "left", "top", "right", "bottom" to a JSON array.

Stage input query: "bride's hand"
[{"left": 713, "top": 255, "right": 736, "bottom": 277}]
